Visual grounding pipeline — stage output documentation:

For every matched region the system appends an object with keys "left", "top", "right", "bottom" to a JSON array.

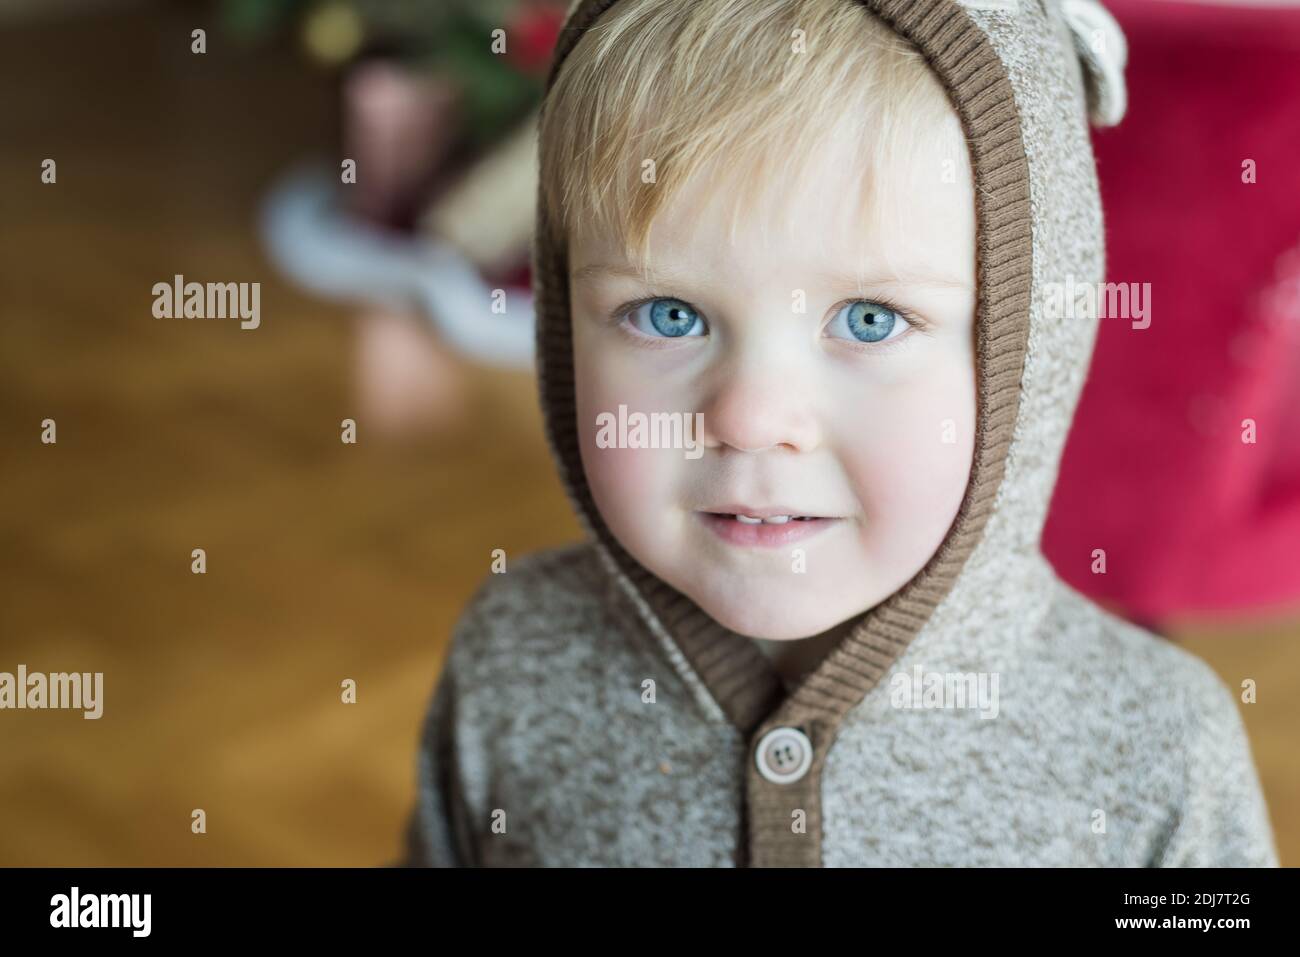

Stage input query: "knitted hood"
[{"left": 529, "top": 0, "right": 1128, "bottom": 863}]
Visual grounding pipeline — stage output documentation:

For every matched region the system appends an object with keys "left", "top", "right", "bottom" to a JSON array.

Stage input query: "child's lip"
[
  {"left": 698, "top": 504, "right": 834, "bottom": 520},
  {"left": 695, "top": 510, "right": 840, "bottom": 548}
]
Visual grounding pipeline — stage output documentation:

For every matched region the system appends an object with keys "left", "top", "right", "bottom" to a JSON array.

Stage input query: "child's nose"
[{"left": 699, "top": 364, "right": 822, "bottom": 454}]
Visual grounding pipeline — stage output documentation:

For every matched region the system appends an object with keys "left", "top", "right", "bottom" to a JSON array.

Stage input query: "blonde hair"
[{"left": 538, "top": 0, "right": 970, "bottom": 277}]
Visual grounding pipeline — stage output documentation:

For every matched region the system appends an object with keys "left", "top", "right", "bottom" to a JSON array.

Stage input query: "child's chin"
[{"left": 695, "top": 594, "right": 847, "bottom": 641}]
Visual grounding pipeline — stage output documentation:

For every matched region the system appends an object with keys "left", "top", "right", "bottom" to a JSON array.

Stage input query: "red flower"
[{"left": 504, "top": 2, "right": 567, "bottom": 75}]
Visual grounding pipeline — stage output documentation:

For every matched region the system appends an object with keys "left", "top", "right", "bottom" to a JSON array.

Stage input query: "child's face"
[{"left": 569, "top": 121, "right": 976, "bottom": 640}]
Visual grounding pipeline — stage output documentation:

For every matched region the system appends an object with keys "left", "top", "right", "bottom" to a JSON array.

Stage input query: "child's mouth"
[{"left": 696, "top": 507, "right": 839, "bottom": 548}]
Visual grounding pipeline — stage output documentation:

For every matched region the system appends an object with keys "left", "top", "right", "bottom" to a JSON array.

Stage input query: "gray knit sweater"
[{"left": 403, "top": 0, "right": 1280, "bottom": 867}]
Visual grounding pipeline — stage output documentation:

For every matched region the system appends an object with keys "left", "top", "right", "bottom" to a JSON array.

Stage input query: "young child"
[{"left": 403, "top": 0, "right": 1280, "bottom": 866}]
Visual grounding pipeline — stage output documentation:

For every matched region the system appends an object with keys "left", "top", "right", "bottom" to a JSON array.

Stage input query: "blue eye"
[
  {"left": 826, "top": 300, "right": 908, "bottom": 344},
  {"left": 625, "top": 298, "right": 707, "bottom": 338}
]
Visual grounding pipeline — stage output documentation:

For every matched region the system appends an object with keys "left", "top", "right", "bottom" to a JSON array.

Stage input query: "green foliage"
[{"left": 217, "top": 0, "right": 549, "bottom": 149}]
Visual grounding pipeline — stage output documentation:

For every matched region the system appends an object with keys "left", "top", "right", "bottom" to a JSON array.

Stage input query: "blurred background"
[{"left": 0, "top": 0, "right": 1296, "bottom": 866}]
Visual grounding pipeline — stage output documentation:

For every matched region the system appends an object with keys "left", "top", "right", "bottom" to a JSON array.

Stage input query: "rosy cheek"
[
  {"left": 836, "top": 376, "right": 975, "bottom": 545},
  {"left": 585, "top": 444, "right": 659, "bottom": 505},
  {"left": 574, "top": 356, "right": 682, "bottom": 538}
]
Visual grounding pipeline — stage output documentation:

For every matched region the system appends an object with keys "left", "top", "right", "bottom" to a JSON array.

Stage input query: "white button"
[{"left": 755, "top": 727, "right": 812, "bottom": 784}]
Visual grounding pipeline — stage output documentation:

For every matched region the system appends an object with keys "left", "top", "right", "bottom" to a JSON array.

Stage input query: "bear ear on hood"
[{"left": 1057, "top": 0, "right": 1129, "bottom": 127}]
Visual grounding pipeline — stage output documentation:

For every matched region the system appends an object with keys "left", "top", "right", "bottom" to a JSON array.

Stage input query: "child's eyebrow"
[
  {"left": 571, "top": 261, "right": 971, "bottom": 292},
  {"left": 570, "top": 262, "right": 689, "bottom": 285},
  {"left": 814, "top": 267, "right": 974, "bottom": 294}
]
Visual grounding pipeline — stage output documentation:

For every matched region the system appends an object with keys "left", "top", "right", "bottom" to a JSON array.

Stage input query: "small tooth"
[
  {"left": 736, "top": 514, "right": 763, "bottom": 524},
  {"left": 764, "top": 515, "right": 791, "bottom": 524}
]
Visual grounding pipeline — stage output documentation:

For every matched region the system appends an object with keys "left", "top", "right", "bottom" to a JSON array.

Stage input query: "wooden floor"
[{"left": 0, "top": 4, "right": 1295, "bottom": 867}]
